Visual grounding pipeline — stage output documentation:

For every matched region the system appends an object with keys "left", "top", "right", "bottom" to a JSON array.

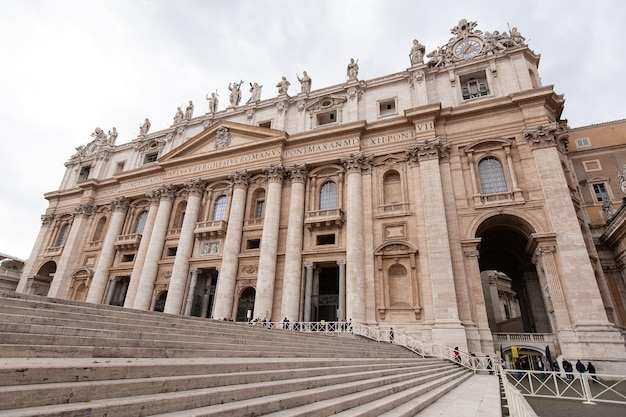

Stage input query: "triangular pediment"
[{"left": 160, "top": 121, "right": 287, "bottom": 163}]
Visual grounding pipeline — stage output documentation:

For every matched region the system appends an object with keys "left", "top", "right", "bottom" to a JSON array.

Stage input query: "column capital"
[
  {"left": 110, "top": 196, "right": 130, "bottom": 212},
  {"left": 157, "top": 184, "right": 176, "bottom": 201},
  {"left": 41, "top": 213, "right": 56, "bottom": 225},
  {"left": 406, "top": 137, "right": 450, "bottom": 163},
  {"left": 74, "top": 203, "right": 96, "bottom": 218},
  {"left": 183, "top": 178, "right": 207, "bottom": 197},
  {"left": 229, "top": 169, "right": 251, "bottom": 189},
  {"left": 523, "top": 122, "right": 569, "bottom": 152},
  {"left": 263, "top": 163, "right": 285, "bottom": 184},
  {"left": 304, "top": 261, "right": 315, "bottom": 269},
  {"left": 341, "top": 152, "right": 373, "bottom": 174},
  {"left": 336, "top": 259, "right": 346, "bottom": 266},
  {"left": 145, "top": 189, "right": 161, "bottom": 205},
  {"left": 287, "top": 164, "right": 308, "bottom": 184}
]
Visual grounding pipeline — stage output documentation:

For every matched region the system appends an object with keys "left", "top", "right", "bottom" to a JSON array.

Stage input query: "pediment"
[{"left": 160, "top": 121, "right": 286, "bottom": 162}]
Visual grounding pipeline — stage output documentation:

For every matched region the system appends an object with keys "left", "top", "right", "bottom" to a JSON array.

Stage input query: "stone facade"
[{"left": 17, "top": 19, "right": 626, "bottom": 369}]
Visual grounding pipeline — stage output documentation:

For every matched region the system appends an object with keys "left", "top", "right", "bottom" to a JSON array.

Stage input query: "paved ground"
[
  {"left": 415, "top": 374, "right": 501, "bottom": 417},
  {"left": 526, "top": 397, "right": 626, "bottom": 417}
]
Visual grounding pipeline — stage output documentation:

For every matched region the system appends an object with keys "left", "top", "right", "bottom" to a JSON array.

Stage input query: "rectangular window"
[
  {"left": 258, "top": 121, "right": 272, "bottom": 128},
  {"left": 78, "top": 166, "right": 91, "bottom": 181},
  {"left": 378, "top": 99, "right": 397, "bottom": 117},
  {"left": 575, "top": 138, "right": 591, "bottom": 148},
  {"left": 144, "top": 153, "right": 158, "bottom": 164},
  {"left": 115, "top": 161, "right": 126, "bottom": 174},
  {"left": 255, "top": 200, "right": 265, "bottom": 218},
  {"left": 592, "top": 183, "right": 609, "bottom": 202},
  {"left": 316, "top": 234, "right": 336, "bottom": 245},
  {"left": 460, "top": 72, "right": 489, "bottom": 100},
  {"left": 317, "top": 110, "right": 337, "bottom": 126},
  {"left": 246, "top": 239, "right": 261, "bottom": 250},
  {"left": 583, "top": 160, "right": 601, "bottom": 172},
  {"left": 121, "top": 254, "right": 135, "bottom": 263},
  {"left": 166, "top": 247, "right": 178, "bottom": 256}
]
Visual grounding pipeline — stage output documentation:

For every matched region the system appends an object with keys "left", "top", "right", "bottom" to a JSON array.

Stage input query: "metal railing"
[
  {"left": 251, "top": 320, "right": 494, "bottom": 373},
  {"left": 503, "top": 369, "right": 626, "bottom": 406}
]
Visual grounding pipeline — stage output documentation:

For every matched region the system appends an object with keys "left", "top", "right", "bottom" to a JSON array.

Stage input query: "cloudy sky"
[{"left": 1, "top": 0, "right": 624, "bottom": 260}]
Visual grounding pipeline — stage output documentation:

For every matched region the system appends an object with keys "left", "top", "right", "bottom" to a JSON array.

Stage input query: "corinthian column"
[
  {"left": 86, "top": 197, "right": 129, "bottom": 304},
  {"left": 164, "top": 179, "right": 206, "bottom": 314},
  {"left": 213, "top": 170, "right": 250, "bottom": 319},
  {"left": 16, "top": 214, "right": 55, "bottom": 293},
  {"left": 341, "top": 152, "right": 372, "bottom": 322},
  {"left": 407, "top": 139, "right": 465, "bottom": 347},
  {"left": 280, "top": 164, "right": 307, "bottom": 321},
  {"left": 134, "top": 184, "right": 176, "bottom": 310},
  {"left": 48, "top": 203, "right": 96, "bottom": 299},
  {"left": 254, "top": 163, "right": 285, "bottom": 320},
  {"left": 124, "top": 191, "right": 160, "bottom": 308}
]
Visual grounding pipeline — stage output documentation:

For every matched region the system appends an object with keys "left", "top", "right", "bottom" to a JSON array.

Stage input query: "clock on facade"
[{"left": 454, "top": 38, "right": 482, "bottom": 59}]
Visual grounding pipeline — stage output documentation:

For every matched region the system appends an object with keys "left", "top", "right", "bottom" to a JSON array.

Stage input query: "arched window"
[
  {"left": 55, "top": 224, "right": 69, "bottom": 247},
  {"left": 134, "top": 211, "right": 148, "bottom": 234},
  {"left": 320, "top": 181, "right": 337, "bottom": 210},
  {"left": 212, "top": 195, "right": 227, "bottom": 220},
  {"left": 478, "top": 157, "right": 507, "bottom": 194},
  {"left": 92, "top": 216, "right": 107, "bottom": 242},
  {"left": 383, "top": 171, "right": 402, "bottom": 204},
  {"left": 173, "top": 201, "right": 187, "bottom": 228},
  {"left": 252, "top": 189, "right": 265, "bottom": 218}
]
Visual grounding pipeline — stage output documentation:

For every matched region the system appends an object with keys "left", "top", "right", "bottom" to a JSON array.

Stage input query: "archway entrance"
[
  {"left": 476, "top": 215, "right": 551, "bottom": 334},
  {"left": 190, "top": 269, "right": 218, "bottom": 318},
  {"left": 32, "top": 261, "right": 56, "bottom": 296},
  {"left": 236, "top": 287, "right": 255, "bottom": 322},
  {"left": 313, "top": 264, "right": 339, "bottom": 322}
]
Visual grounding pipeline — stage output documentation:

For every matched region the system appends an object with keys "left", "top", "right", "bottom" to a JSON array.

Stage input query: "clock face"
[
  {"left": 454, "top": 39, "right": 482, "bottom": 59},
  {"left": 86, "top": 142, "right": 97, "bottom": 156}
]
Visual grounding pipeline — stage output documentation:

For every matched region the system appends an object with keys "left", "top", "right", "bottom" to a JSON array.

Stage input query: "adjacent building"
[{"left": 16, "top": 19, "right": 626, "bottom": 371}]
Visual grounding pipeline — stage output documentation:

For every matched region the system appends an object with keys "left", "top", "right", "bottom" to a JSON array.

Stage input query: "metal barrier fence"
[
  {"left": 503, "top": 368, "right": 626, "bottom": 406},
  {"left": 252, "top": 320, "right": 494, "bottom": 373}
]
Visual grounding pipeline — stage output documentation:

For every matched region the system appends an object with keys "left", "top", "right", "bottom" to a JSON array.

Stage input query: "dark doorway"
[
  {"left": 236, "top": 287, "right": 256, "bottom": 322},
  {"left": 477, "top": 215, "right": 551, "bottom": 334},
  {"left": 154, "top": 291, "right": 167, "bottom": 312},
  {"left": 313, "top": 264, "right": 339, "bottom": 322},
  {"left": 190, "top": 269, "right": 218, "bottom": 318},
  {"left": 109, "top": 276, "right": 130, "bottom": 306}
]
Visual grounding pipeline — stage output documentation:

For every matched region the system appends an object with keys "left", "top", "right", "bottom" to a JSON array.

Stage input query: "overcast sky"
[{"left": 1, "top": 0, "right": 624, "bottom": 261}]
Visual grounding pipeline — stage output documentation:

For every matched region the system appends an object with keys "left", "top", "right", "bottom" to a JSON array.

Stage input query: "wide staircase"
[{"left": 0, "top": 291, "right": 473, "bottom": 416}]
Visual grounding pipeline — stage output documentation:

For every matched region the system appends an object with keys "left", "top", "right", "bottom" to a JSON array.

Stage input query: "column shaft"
[
  {"left": 87, "top": 197, "right": 129, "bottom": 304},
  {"left": 280, "top": 166, "right": 307, "bottom": 321},
  {"left": 213, "top": 171, "right": 249, "bottom": 319},
  {"left": 165, "top": 181, "right": 205, "bottom": 314},
  {"left": 134, "top": 186, "right": 175, "bottom": 310},
  {"left": 254, "top": 165, "right": 284, "bottom": 320},
  {"left": 304, "top": 262, "right": 314, "bottom": 322}
]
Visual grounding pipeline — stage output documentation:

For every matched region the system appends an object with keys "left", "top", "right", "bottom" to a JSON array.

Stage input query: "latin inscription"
[{"left": 282, "top": 138, "right": 359, "bottom": 157}]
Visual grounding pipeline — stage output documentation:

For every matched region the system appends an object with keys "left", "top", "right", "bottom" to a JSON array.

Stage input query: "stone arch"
[
  {"left": 236, "top": 286, "right": 256, "bottom": 322},
  {"left": 473, "top": 213, "right": 551, "bottom": 335},
  {"left": 69, "top": 267, "right": 94, "bottom": 302},
  {"left": 30, "top": 260, "right": 56, "bottom": 296}
]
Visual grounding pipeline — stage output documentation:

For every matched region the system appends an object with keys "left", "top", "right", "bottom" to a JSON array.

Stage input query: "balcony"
[
  {"left": 376, "top": 202, "right": 410, "bottom": 217},
  {"left": 114, "top": 233, "right": 142, "bottom": 250},
  {"left": 43, "top": 246, "right": 63, "bottom": 257},
  {"left": 305, "top": 208, "right": 344, "bottom": 230},
  {"left": 195, "top": 220, "right": 228, "bottom": 239}
]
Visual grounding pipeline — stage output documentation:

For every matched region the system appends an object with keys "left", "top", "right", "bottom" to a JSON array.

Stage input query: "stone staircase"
[{"left": 0, "top": 292, "right": 473, "bottom": 416}]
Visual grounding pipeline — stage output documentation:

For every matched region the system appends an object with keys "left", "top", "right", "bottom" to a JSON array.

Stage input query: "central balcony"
[{"left": 305, "top": 208, "right": 344, "bottom": 230}]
